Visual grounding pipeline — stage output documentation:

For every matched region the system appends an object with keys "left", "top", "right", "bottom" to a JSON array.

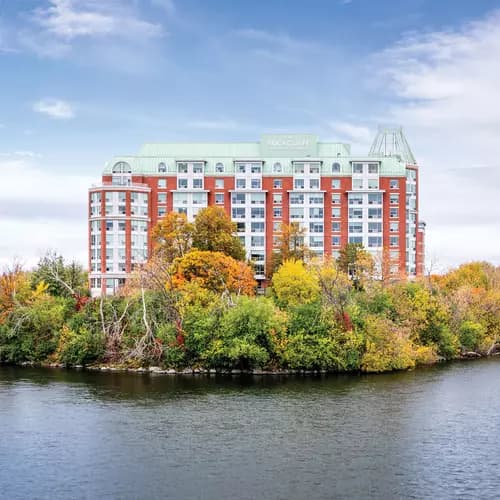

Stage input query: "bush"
[{"left": 56, "top": 325, "right": 104, "bottom": 366}]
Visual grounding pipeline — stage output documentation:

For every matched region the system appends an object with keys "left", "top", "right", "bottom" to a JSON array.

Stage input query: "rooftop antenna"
[{"left": 368, "top": 126, "right": 416, "bottom": 165}]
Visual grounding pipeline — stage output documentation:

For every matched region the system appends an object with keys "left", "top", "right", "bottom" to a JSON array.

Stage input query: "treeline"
[{"left": 0, "top": 208, "right": 499, "bottom": 373}]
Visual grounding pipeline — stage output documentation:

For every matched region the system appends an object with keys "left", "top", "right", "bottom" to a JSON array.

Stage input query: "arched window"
[
  {"left": 215, "top": 162, "right": 224, "bottom": 173},
  {"left": 112, "top": 161, "right": 131, "bottom": 174},
  {"left": 273, "top": 162, "right": 282, "bottom": 173},
  {"left": 332, "top": 162, "right": 341, "bottom": 173},
  {"left": 158, "top": 162, "right": 167, "bottom": 173}
]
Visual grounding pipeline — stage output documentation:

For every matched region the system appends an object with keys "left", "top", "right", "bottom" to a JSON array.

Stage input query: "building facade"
[{"left": 88, "top": 130, "right": 424, "bottom": 296}]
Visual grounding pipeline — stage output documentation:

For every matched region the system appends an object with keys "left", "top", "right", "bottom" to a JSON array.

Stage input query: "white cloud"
[
  {"left": 0, "top": 155, "right": 92, "bottom": 268},
  {"left": 33, "top": 98, "right": 75, "bottom": 119},
  {"left": 327, "top": 121, "right": 372, "bottom": 147},
  {"left": 372, "top": 9, "right": 500, "bottom": 267}
]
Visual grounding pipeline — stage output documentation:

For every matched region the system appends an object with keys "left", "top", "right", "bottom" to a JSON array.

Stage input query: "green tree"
[{"left": 337, "top": 243, "right": 374, "bottom": 290}]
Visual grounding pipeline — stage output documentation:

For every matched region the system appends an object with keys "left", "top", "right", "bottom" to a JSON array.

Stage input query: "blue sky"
[{"left": 1, "top": 0, "right": 500, "bottom": 269}]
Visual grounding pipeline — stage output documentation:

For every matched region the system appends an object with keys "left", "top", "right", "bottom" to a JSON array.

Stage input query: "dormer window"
[
  {"left": 112, "top": 161, "right": 131, "bottom": 174},
  {"left": 332, "top": 162, "right": 341, "bottom": 173},
  {"left": 273, "top": 162, "right": 282, "bottom": 173},
  {"left": 158, "top": 162, "right": 167, "bottom": 173},
  {"left": 215, "top": 162, "right": 224, "bottom": 173}
]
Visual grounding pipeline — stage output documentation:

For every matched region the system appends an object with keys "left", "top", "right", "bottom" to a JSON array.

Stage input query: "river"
[{"left": 1, "top": 360, "right": 499, "bottom": 499}]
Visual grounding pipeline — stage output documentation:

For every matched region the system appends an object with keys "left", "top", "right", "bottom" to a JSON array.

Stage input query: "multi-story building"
[{"left": 88, "top": 128, "right": 424, "bottom": 296}]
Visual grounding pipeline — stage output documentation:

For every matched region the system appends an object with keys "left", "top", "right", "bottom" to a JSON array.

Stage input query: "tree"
[
  {"left": 270, "top": 222, "right": 311, "bottom": 275},
  {"left": 0, "top": 262, "right": 31, "bottom": 324},
  {"left": 272, "top": 259, "right": 319, "bottom": 309},
  {"left": 172, "top": 250, "right": 256, "bottom": 298},
  {"left": 337, "top": 243, "right": 374, "bottom": 290},
  {"left": 151, "top": 212, "right": 193, "bottom": 262},
  {"left": 31, "top": 251, "right": 87, "bottom": 298},
  {"left": 192, "top": 206, "right": 246, "bottom": 261}
]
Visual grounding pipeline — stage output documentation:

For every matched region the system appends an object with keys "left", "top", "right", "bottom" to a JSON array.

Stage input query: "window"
[
  {"left": 294, "top": 179, "right": 305, "bottom": 189},
  {"left": 237, "top": 164, "right": 246, "bottom": 173},
  {"left": 309, "top": 195, "right": 323, "bottom": 204},
  {"left": 368, "top": 163, "right": 378, "bottom": 174},
  {"left": 273, "top": 207, "right": 282, "bottom": 218},
  {"left": 349, "top": 222, "right": 362, "bottom": 233},
  {"left": 177, "top": 163, "right": 188, "bottom": 173},
  {"left": 273, "top": 162, "right": 282, "bottom": 173},
  {"left": 251, "top": 207, "right": 265, "bottom": 218},
  {"left": 106, "top": 221, "right": 113, "bottom": 231},
  {"left": 232, "top": 193, "right": 246, "bottom": 205},
  {"left": 309, "top": 236, "right": 323, "bottom": 248},
  {"left": 215, "top": 193, "right": 224, "bottom": 205},
  {"left": 251, "top": 178, "right": 261, "bottom": 189},
  {"left": 293, "top": 163, "right": 305, "bottom": 174},
  {"left": 251, "top": 236, "right": 264, "bottom": 247},
  {"left": 353, "top": 163, "right": 363, "bottom": 174},
  {"left": 193, "top": 163, "right": 203, "bottom": 174},
  {"left": 368, "top": 222, "right": 382, "bottom": 233},
  {"left": 273, "top": 194, "right": 282, "bottom": 204},
  {"left": 368, "top": 208, "right": 382, "bottom": 219},
  {"left": 251, "top": 164, "right": 262, "bottom": 174},
  {"left": 368, "top": 179, "right": 379, "bottom": 190},
  {"left": 158, "top": 207, "right": 166, "bottom": 217},
  {"left": 158, "top": 162, "right": 167, "bottom": 173},
  {"left": 232, "top": 207, "right": 245, "bottom": 218},
  {"left": 251, "top": 222, "right": 264, "bottom": 232},
  {"left": 368, "top": 193, "right": 382, "bottom": 205},
  {"left": 309, "top": 178, "right": 320, "bottom": 189},
  {"left": 352, "top": 179, "right": 363, "bottom": 190},
  {"left": 332, "top": 162, "right": 341, "bottom": 173},
  {"left": 309, "top": 165, "right": 320, "bottom": 174},
  {"left": 390, "top": 222, "right": 399, "bottom": 233},
  {"left": 236, "top": 179, "right": 246, "bottom": 189},
  {"left": 193, "top": 178, "right": 203, "bottom": 189},
  {"left": 349, "top": 236, "right": 363, "bottom": 244},
  {"left": 390, "top": 194, "right": 399, "bottom": 205},
  {"left": 236, "top": 222, "right": 245, "bottom": 232},
  {"left": 332, "top": 193, "right": 341, "bottom": 204},
  {"left": 178, "top": 178, "right": 188, "bottom": 189},
  {"left": 309, "top": 207, "right": 323, "bottom": 218},
  {"left": 118, "top": 221, "right": 126, "bottom": 232},
  {"left": 309, "top": 222, "right": 324, "bottom": 233},
  {"left": 390, "top": 179, "right": 399, "bottom": 189},
  {"left": 368, "top": 236, "right": 382, "bottom": 248},
  {"left": 390, "top": 207, "right": 399, "bottom": 218},
  {"left": 332, "top": 179, "right": 340, "bottom": 189},
  {"left": 332, "top": 222, "right": 340, "bottom": 232},
  {"left": 273, "top": 222, "right": 281, "bottom": 232},
  {"left": 290, "top": 193, "right": 304, "bottom": 204},
  {"left": 390, "top": 250, "right": 400, "bottom": 260},
  {"left": 215, "top": 162, "right": 224, "bottom": 173},
  {"left": 158, "top": 178, "right": 167, "bottom": 188},
  {"left": 273, "top": 179, "right": 282, "bottom": 189},
  {"left": 158, "top": 193, "right": 167, "bottom": 204},
  {"left": 349, "top": 208, "right": 363, "bottom": 219},
  {"left": 349, "top": 194, "right": 363, "bottom": 205},
  {"left": 290, "top": 207, "right": 304, "bottom": 219},
  {"left": 332, "top": 207, "right": 341, "bottom": 218},
  {"left": 192, "top": 192, "right": 206, "bottom": 205},
  {"left": 112, "top": 161, "right": 131, "bottom": 174},
  {"left": 215, "top": 178, "right": 224, "bottom": 189},
  {"left": 390, "top": 236, "right": 399, "bottom": 247},
  {"left": 332, "top": 236, "right": 341, "bottom": 246},
  {"left": 251, "top": 193, "right": 265, "bottom": 205}
]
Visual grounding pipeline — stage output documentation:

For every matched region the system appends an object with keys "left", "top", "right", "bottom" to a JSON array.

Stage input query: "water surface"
[{"left": 1, "top": 360, "right": 500, "bottom": 499}]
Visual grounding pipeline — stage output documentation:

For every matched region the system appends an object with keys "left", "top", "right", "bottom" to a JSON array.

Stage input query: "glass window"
[
  {"left": 273, "top": 179, "right": 282, "bottom": 189},
  {"left": 309, "top": 236, "right": 323, "bottom": 248},
  {"left": 232, "top": 207, "right": 245, "bottom": 218},
  {"left": 273, "top": 162, "right": 282, "bottom": 173},
  {"left": 332, "top": 222, "right": 340, "bottom": 232},
  {"left": 309, "top": 207, "right": 323, "bottom": 218},
  {"left": 237, "top": 164, "right": 246, "bottom": 173},
  {"left": 309, "top": 164, "right": 320, "bottom": 174},
  {"left": 352, "top": 179, "right": 363, "bottom": 190},
  {"left": 332, "top": 162, "right": 341, "bottom": 173},
  {"left": 251, "top": 222, "right": 264, "bottom": 232},
  {"left": 349, "top": 194, "right": 363, "bottom": 205},
  {"left": 390, "top": 236, "right": 399, "bottom": 247},
  {"left": 309, "top": 195, "right": 323, "bottom": 204},
  {"left": 158, "top": 162, "right": 167, "bottom": 173},
  {"left": 273, "top": 222, "right": 281, "bottom": 232},
  {"left": 250, "top": 193, "right": 265, "bottom": 204},
  {"left": 332, "top": 179, "right": 340, "bottom": 189},
  {"left": 106, "top": 221, "right": 113, "bottom": 231},
  {"left": 368, "top": 208, "right": 382, "bottom": 219},
  {"left": 390, "top": 207, "right": 399, "bottom": 218},
  {"left": 390, "top": 179, "right": 399, "bottom": 189},
  {"left": 177, "top": 162, "right": 188, "bottom": 173},
  {"left": 332, "top": 236, "right": 341, "bottom": 246},
  {"left": 309, "top": 222, "right": 324, "bottom": 233},
  {"left": 215, "top": 193, "right": 224, "bottom": 205},
  {"left": 309, "top": 178, "right": 320, "bottom": 189},
  {"left": 273, "top": 207, "right": 282, "bottom": 218},
  {"left": 236, "top": 178, "right": 246, "bottom": 189},
  {"left": 368, "top": 179, "right": 379, "bottom": 190},
  {"left": 158, "top": 193, "right": 167, "bottom": 204},
  {"left": 332, "top": 193, "right": 341, "bottom": 204},
  {"left": 368, "top": 193, "right": 382, "bottom": 204},
  {"left": 215, "top": 178, "right": 224, "bottom": 189},
  {"left": 349, "top": 222, "right": 362, "bottom": 233},
  {"left": 390, "top": 222, "right": 399, "bottom": 233},
  {"left": 192, "top": 163, "right": 203, "bottom": 174},
  {"left": 232, "top": 193, "right": 246, "bottom": 205},
  {"left": 251, "top": 178, "right": 261, "bottom": 189},
  {"left": 158, "top": 179, "right": 167, "bottom": 188},
  {"left": 368, "top": 222, "right": 382, "bottom": 233},
  {"left": 158, "top": 207, "right": 166, "bottom": 217},
  {"left": 332, "top": 207, "right": 341, "bottom": 218},
  {"left": 349, "top": 208, "right": 363, "bottom": 219},
  {"left": 215, "top": 162, "right": 224, "bottom": 173},
  {"left": 368, "top": 236, "right": 382, "bottom": 247},
  {"left": 273, "top": 194, "right": 282, "bottom": 204},
  {"left": 290, "top": 193, "right": 304, "bottom": 204},
  {"left": 390, "top": 194, "right": 399, "bottom": 204},
  {"left": 293, "top": 163, "right": 305, "bottom": 174},
  {"left": 118, "top": 221, "right": 126, "bottom": 232},
  {"left": 290, "top": 207, "right": 304, "bottom": 219},
  {"left": 178, "top": 178, "right": 188, "bottom": 189},
  {"left": 251, "top": 236, "right": 264, "bottom": 247},
  {"left": 368, "top": 163, "right": 378, "bottom": 174},
  {"left": 193, "top": 178, "right": 203, "bottom": 189},
  {"left": 352, "top": 163, "right": 363, "bottom": 174},
  {"left": 349, "top": 236, "right": 363, "bottom": 244},
  {"left": 251, "top": 164, "right": 262, "bottom": 174},
  {"left": 294, "top": 179, "right": 305, "bottom": 189},
  {"left": 251, "top": 207, "right": 265, "bottom": 218},
  {"left": 236, "top": 222, "right": 245, "bottom": 232}
]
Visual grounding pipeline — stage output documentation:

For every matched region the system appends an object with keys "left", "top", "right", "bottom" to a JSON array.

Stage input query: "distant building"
[{"left": 88, "top": 128, "right": 424, "bottom": 296}]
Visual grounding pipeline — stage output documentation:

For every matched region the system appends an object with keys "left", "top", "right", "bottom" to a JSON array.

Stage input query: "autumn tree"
[
  {"left": 337, "top": 243, "right": 374, "bottom": 290},
  {"left": 151, "top": 212, "right": 193, "bottom": 262},
  {"left": 191, "top": 206, "right": 246, "bottom": 261},
  {"left": 270, "top": 222, "right": 312, "bottom": 275}
]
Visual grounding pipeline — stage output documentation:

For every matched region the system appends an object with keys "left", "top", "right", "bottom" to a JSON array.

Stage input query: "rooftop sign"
[{"left": 260, "top": 134, "right": 318, "bottom": 157}]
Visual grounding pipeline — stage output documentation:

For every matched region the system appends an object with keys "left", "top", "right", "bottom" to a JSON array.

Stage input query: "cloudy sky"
[{"left": 1, "top": 0, "right": 499, "bottom": 271}]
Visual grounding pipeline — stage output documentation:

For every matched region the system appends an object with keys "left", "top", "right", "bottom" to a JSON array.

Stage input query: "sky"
[{"left": 1, "top": 0, "right": 499, "bottom": 272}]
